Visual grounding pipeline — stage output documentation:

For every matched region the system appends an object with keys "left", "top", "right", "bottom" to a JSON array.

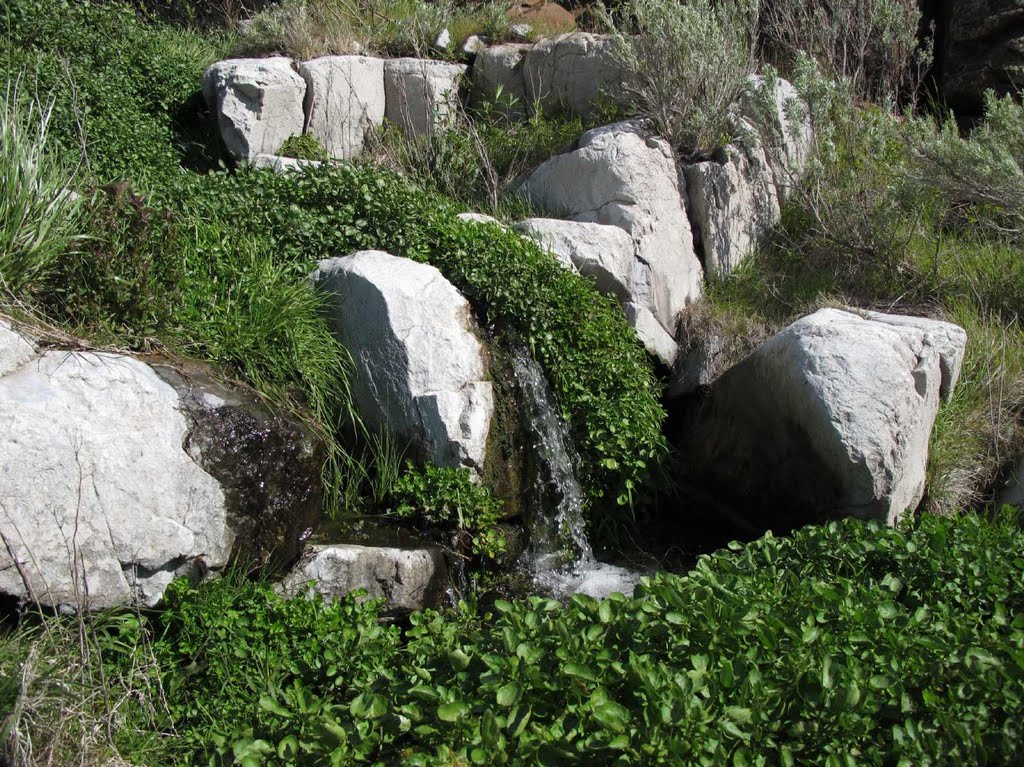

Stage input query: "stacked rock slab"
[
  {"left": 520, "top": 121, "right": 704, "bottom": 364},
  {"left": 277, "top": 544, "right": 447, "bottom": 615},
  {"left": 523, "top": 33, "right": 627, "bottom": 119},
  {"left": 0, "top": 320, "right": 323, "bottom": 611},
  {"left": 471, "top": 44, "right": 531, "bottom": 119},
  {"left": 311, "top": 251, "right": 493, "bottom": 472},
  {"left": 300, "top": 56, "right": 386, "bottom": 159},
  {"left": 384, "top": 59, "right": 467, "bottom": 137},
  {"left": 202, "top": 57, "right": 306, "bottom": 161},
  {"left": 678, "top": 309, "right": 967, "bottom": 530},
  {"left": 684, "top": 124, "right": 781, "bottom": 281}
]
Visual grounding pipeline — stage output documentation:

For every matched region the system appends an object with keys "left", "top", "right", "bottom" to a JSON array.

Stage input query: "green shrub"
[
  {"left": 278, "top": 134, "right": 331, "bottom": 163},
  {"left": 602, "top": 0, "right": 758, "bottom": 155},
  {"left": 162, "top": 163, "right": 666, "bottom": 512},
  {"left": 0, "top": 0, "right": 228, "bottom": 186},
  {"left": 98, "top": 511, "right": 1024, "bottom": 765},
  {"left": 389, "top": 461, "right": 508, "bottom": 558},
  {"left": 0, "top": 86, "right": 83, "bottom": 295}
]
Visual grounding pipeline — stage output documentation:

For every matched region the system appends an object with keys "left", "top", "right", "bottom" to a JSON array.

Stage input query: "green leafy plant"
[
  {"left": 389, "top": 461, "right": 507, "bottom": 558},
  {"left": 278, "top": 134, "right": 330, "bottom": 163}
]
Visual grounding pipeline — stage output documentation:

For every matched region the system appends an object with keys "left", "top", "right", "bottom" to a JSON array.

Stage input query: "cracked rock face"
[
  {"left": 520, "top": 121, "right": 704, "bottom": 338},
  {"left": 311, "top": 250, "right": 494, "bottom": 472},
  {"left": 300, "top": 55, "right": 386, "bottom": 159},
  {"left": 383, "top": 59, "right": 467, "bottom": 138},
  {"left": 523, "top": 33, "right": 628, "bottom": 119},
  {"left": 0, "top": 320, "right": 323, "bottom": 611},
  {"left": 277, "top": 543, "right": 447, "bottom": 615},
  {"left": 677, "top": 309, "right": 967, "bottom": 530}
]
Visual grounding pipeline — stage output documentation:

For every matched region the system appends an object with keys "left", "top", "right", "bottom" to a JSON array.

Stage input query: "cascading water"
[{"left": 511, "top": 348, "right": 642, "bottom": 600}]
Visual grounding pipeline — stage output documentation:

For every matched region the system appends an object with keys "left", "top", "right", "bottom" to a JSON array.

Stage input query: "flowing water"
[{"left": 511, "top": 349, "right": 643, "bottom": 600}]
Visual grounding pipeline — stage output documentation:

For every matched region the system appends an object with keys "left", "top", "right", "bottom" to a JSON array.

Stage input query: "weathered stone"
[
  {"left": 862, "top": 311, "right": 968, "bottom": 402},
  {"left": 457, "top": 212, "right": 503, "bottom": 226},
  {"left": 623, "top": 302, "right": 678, "bottom": 369},
  {"left": 521, "top": 121, "right": 703, "bottom": 336},
  {"left": 739, "top": 75, "right": 813, "bottom": 200},
  {"left": 471, "top": 44, "right": 531, "bottom": 118},
  {"left": 251, "top": 153, "right": 322, "bottom": 174},
  {"left": 523, "top": 33, "right": 627, "bottom": 119},
  {"left": 942, "top": 0, "right": 1024, "bottom": 114},
  {"left": 515, "top": 218, "right": 634, "bottom": 301},
  {"left": 300, "top": 56, "right": 385, "bottom": 159},
  {"left": 384, "top": 59, "right": 467, "bottom": 137},
  {"left": 311, "top": 251, "right": 493, "bottom": 471},
  {"left": 684, "top": 124, "right": 781, "bottom": 279},
  {"left": 0, "top": 323, "right": 322, "bottom": 611},
  {"left": 277, "top": 543, "right": 447, "bottom": 614},
  {"left": 462, "top": 35, "right": 488, "bottom": 57},
  {"left": 509, "top": 23, "right": 533, "bottom": 41},
  {"left": 434, "top": 28, "right": 453, "bottom": 51},
  {"left": 202, "top": 57, "right": 306, "bottom": 161},
  {"left": 678, "top": 308, "right": 967, "bottom": 530}
]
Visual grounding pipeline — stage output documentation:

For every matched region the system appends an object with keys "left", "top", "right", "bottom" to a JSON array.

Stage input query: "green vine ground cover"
[{"left": 71, "top": 512, "right": 1023, "bottom": 765}]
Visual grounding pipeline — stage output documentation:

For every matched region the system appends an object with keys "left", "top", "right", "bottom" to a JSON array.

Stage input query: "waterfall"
[{"left": 511, "top": 348, "right": 642, "bottom": 600}]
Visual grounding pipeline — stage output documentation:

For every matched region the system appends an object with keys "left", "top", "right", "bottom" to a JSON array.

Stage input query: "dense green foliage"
[
  {"left": 279, "top": 134, "right": 332, "bottom": 162},
  {"left": 93, "top": 512, "right": 1023, "bottom": 765},
  {"left": 389, "top": 462, "right": 508, "bottom": 558},
  {"left": 161, "top": 164, "right": 665, "bottom": 509}
]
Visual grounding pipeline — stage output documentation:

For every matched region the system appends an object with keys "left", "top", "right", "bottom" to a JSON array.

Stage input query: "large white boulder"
[
  {"left": 684, "top": 124, "right": 781, "bottom": 279},
  {"left": 739, "top": 75, "right": 814, "bottom": 200},
  {"left": 523, "top": 33, "right": 627, "bottom": 118},
  {"left": 520, "top": 121, "right": 703, "bottom": 336},
  {"left": 311, "top": 251, "right": 493, "bottom": 471},
  {"left": 680, "top": 308, "right": 967, "bottom": 528},
  {"left": 384, "top": 59, "right": 467, "bottom": 137},
  {"left": 277, "top": 543, "right": 447, "bottom": 614},
  {"left": 0, "top": 321, "right": 323, "bottom": 611},
  {"left": 471, "top": 44, "right": 531, "bottom": 119},
  {"left": 300, "top": 56, "right": 386, "bottom": 159},
  {"left": 202, "top": 57, "right": 306, "bottom": 161}
]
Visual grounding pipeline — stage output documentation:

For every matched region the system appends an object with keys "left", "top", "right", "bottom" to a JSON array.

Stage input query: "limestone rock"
[
  {"left": 251, "top": 153, "right": 322, "bottom": 173},
  {"left": 311, "top": 251, "right": 493, "bottom": 471},
  {"left": 739, "top": 75, "right": 813, "bottom": 200},
  {"left": 942, "top": 0, "right": 1024, "bottom": 114},
  {"left": 623, "top": 302, "right": 678, "bottom": 369},
  {"left": 462, "top": 35, "right": 488, "bottom": 57},
  {"left": 523, "top": 33, "right": 626, "bottom": 119},
  {"left": 384, "top": 59, "right": 467, "bottom": 137},
  {"left": 679, "top": 308, "right": 967, "bottom": 529},
  {"left": 202, "top": 57, "right": 306, "bottom": 161},
  {"left": 0, "top": 323, "right": 322, "bottom": 611},
  {"left": 862, "top": 311, "right": 967, "bottom": 402},
  {"left": 520, "top": 121, "right": 703, "bottom": 335},
  {"left": 277, "top": 543, "right": 447, "bottom": 614},
  {"left": 515, "top": 218, "right": 634, "bottom": 301},
  {"left": 684, "top": 125, "right": 781, "bottom": 279},
  {"left": 471, "top": 44, "right": 531, "bottom": 118},
  {"left": 300, "top": 56, "right": 385, "bottom": 159},
  {"left": 457, "top": 212, "right": 503, "bottom": 226}
]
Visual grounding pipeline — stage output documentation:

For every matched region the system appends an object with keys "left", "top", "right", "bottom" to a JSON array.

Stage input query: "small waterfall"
[{"left": 511, "top": 348, "right": 642, "bottom": 600}]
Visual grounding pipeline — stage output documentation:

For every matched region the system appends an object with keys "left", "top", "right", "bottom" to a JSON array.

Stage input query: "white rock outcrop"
[
  {"left": 739, "top": 75, "right": 814, "bottom": 200},
  {"left": 202, "top": 57, "right": 306, "bottom": 161},
  {"left": 384, "top": 59, "right": 467, "bottom": 137},
  {"left": 681, "top": 308, "right": 967, "bottom": 527},
  {"left": 471, "top": 44, "right": 531, "bottom": 118},
  {"left": 684, "top": 125, "right": 781, "bottom": 280},
  {"left": 523, "top": 33, "right": 626, "bottom": 118},
  {"left": 277, "top": 543, "right": 447, "bottom": 614},
  {"left": 0, "top": 321, "right": 323, "bottom": 611},
  {"left": 311, "top": 251, "right": 493, "bottom": 471},
  {"left": 520, "top": 121, "right": 703, "bottom": 337},
  {"left": 251, "top": 153, "right": 323, "bottom": 174},
  {"left": 300, "top": 55, "right": 386, "bottom": 159}
]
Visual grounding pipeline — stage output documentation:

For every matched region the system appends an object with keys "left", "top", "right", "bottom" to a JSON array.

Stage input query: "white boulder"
[
  {"left": 202, "top": 57, "right": 306, "bottom": 161},
  {"left": 300, "top": 56, "right": 386, "bottom": 159},
  {"left": 681, "top": 308, "right": 967, "bottom": 527},
  {"left": 520, "top": 121, "right": 703, "bottom": 336},
  {"left": 277, "top": 543, "right": 447, "bottom": 614},
  {"left": 623, "top": 303, "right": 678, "bottom": 369},
  {"left": 523, "top": 33, "right": 626, "bottom": 118},
  {"left": 739, "top": 75, "right": 814, "bottom": 200},
  {"left": 384, "top": 59, "right": 467, "bottom": 137},
  {"left": 311, "top": 251, "right": 493, "bottom": 471},
  {"left": 684, "top": 125, "right": 781, "bottom": 279},
  {"left": 251, "top": 153, "right": 322, "bottom": 174},
  {"left": 471, "top": 44, "right": 531, "bottom": 118}
]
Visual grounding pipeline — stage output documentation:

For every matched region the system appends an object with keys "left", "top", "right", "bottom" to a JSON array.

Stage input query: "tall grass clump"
[
  {"left": 0, "top": 87, "right": 81, "bottom": 296},
  {"left": 602, "top": 0, "right": 759, "bottom": 156}
]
